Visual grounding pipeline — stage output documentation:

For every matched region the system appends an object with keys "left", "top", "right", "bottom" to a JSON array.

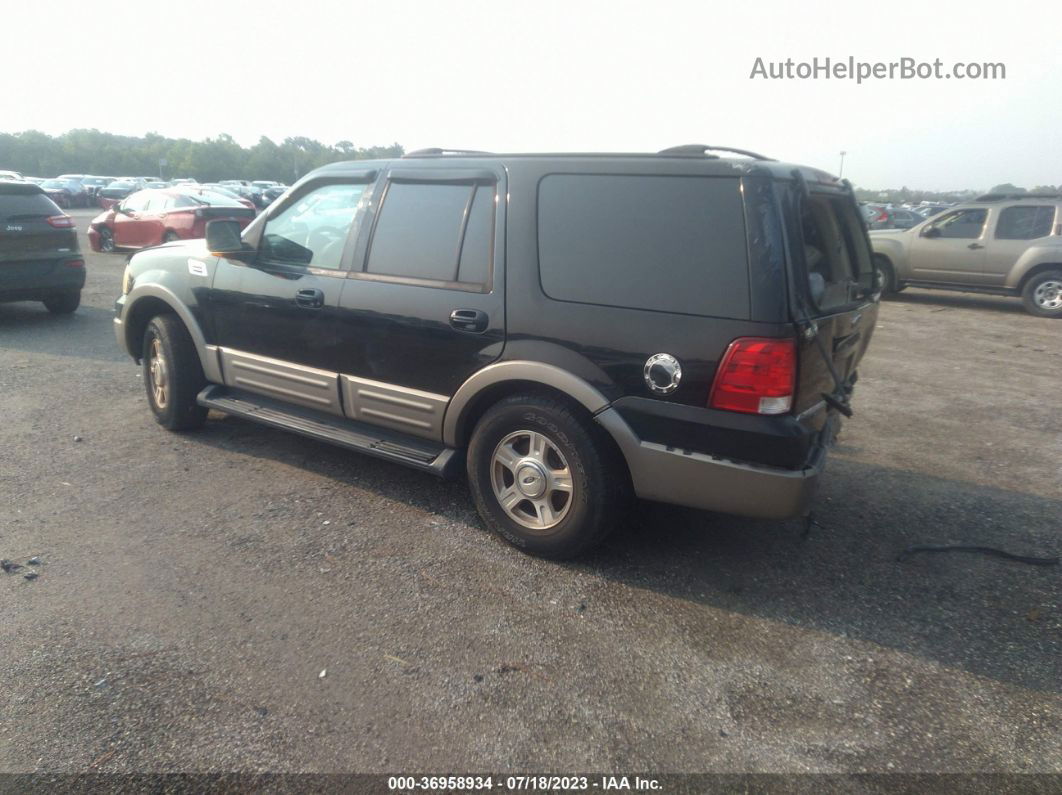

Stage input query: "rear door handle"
[
  {"left": 294, "top": 288, "right": 325, "bottom": 308},
  {"left": 968, "top": 243, "right": 984, "bottom": 249},
  {"left": 449, "top": 308, "right": 488, "bottom": 333}
]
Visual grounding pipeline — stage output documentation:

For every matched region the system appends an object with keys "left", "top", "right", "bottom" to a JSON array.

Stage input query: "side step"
[{"left": 197, "top": 385, "right": 459, "bottom": 478}]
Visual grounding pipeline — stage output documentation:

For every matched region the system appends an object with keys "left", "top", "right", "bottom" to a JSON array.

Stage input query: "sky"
[{"left": 5, "top": 0, "right": 1059, "bottom": 190}]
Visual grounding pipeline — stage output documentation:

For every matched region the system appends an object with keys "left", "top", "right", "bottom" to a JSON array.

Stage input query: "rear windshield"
[
  {"left": 537, "top": 174, "right": 749, "bottom": 318},
  {"left": 799, "top": 193, "right": 873, "bottom": 312},
  {"left": 0, "top": 192, "right": 61, "bottom": 219}
]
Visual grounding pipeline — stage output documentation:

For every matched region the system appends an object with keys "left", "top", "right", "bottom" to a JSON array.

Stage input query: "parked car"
[
  {"left": 259, "top": 185, "right": 287, "bottom": 207},
  {"left": 39, "top": 178, "right": 86, "bottom": 209},
  {"left": 862, "top": 204, "right": 922, "bottom": 230},
  {"left": 220, "top": 180, "right": 266, "bottom": 207},
  {"left": 22, "top": 177, "right": 46, "bottom": 185},
  {"left": 97, "top": 179, "right": 143, "bottom": 209},
  {"left": 113, "top": 145, "right": 878, "bottom": 558},
  {"left": 198, "top": 183, "right": 257, "bottom": 210},
  {"left": 0, "top": 169, "right": 22, "bottom": 181},
  {"left": 871, "top": 193, "right": 1062, "bottom": 316},
  {"left": 88, "top": 188, "right": 256, "bottom": 253},
  {"left": 79, "top": 176, "right": 114, "bottom": 201},
  {"left": 170, "top": 178, "right": 198, "bottom": 186},
  {"left": 0, "top": 180, "right": 84, "bottom": 313}
]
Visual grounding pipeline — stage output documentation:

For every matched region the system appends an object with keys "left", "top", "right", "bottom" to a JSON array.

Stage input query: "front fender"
[
  {"left": 118, "top": 279, "right": 222, "bottom": 383},
  {"left": 869, "top": 235, "right": 910, "bottom": 279}
]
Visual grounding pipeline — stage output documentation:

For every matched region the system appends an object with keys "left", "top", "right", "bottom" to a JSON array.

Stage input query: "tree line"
[
  {"left": 854, "top": 182, "right": 1061, "bottom": 205},
  {"left": 0, "top": 129, "right": 404, "bottom": 183}
]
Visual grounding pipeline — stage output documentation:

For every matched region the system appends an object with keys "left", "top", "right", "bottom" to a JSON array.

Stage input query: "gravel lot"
[{"left": 1, "top": 209, "right": 1059, "bottom": 775}]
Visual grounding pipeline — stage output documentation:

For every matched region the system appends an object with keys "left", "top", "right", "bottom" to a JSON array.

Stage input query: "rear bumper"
[
  {"left": 0, "top": 260, "right": 85, "bottom": 300},
  {"left": 595, "top": 407, "right": 834, "bottom": 519}
]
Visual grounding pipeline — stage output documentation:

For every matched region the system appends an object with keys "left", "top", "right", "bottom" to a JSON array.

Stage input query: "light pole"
[{"left": 838, "top": 150, "right": 847, "bottom": 178}]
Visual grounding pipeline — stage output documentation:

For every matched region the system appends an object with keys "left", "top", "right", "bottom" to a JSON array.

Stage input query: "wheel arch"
[
  {"left": 1015, "top": 261, "right": 1062, "bottom": 292},
  {"left": 443, "top": 362, "right": 611, "bottom": 449},
  {"left": 122, "top": 284, "right": 221, "bottom": 382}
]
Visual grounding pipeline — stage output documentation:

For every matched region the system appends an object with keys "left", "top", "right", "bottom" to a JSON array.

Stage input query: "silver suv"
[{"left": 870, "top": 194, "right": 1062, "bottom": 317}]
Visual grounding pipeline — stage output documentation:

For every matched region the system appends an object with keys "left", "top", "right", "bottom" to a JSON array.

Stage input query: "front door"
[
  {"left": 907, "top": 207, "right": 989, "bottom": 284},
  {"left": 333, "top": 166, "right": 506, "bottom": 439},
  {"left": 112, "top": 192, "right": 156, "bottom": 248},
  {"left": 206, "top": 179, "right": 370, "bottom": 416}
]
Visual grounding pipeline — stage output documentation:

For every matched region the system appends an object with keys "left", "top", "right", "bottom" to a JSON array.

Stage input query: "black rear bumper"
[{"left": 612, "top": 396, "right": 825, "bottom": 471}]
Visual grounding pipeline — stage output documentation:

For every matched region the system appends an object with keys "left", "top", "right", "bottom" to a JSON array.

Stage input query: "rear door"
[
  {"left": 983, "top": 203, "right": 1057, "bottom": 285},
  {"left": 332, "top": 165, "right": 505, "bottom": 439},
  {"left": 788, "top": 187, "right": 879, "bottom": 421}
]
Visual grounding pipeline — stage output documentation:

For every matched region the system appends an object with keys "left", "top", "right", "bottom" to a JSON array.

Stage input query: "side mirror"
[
  {"left": 921, "top": 226, "right": 941, "bottom": 238},
  {"left": 206, "top": 219, "right": 247, "bottom": 254},
  {"left": 115, "top": 204, "right": 127, "bottom": 214}
]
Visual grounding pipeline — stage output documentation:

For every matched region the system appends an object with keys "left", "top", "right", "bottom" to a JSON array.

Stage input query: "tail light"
[
  {"left": 46, "top": 215, "right": 75, "bottom": 228},
  {"left": 709, "top": 337, "right": 797, "bottom": 415},
  {"left": 64, "top": 258, "right": 85, "bottom": 269}
]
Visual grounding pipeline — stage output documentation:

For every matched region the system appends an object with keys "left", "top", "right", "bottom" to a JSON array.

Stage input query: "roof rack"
[
  {"left": 658, "top": 144, "right": 774, "bottom": 161},
  {"left": 975, "top": 192, "right": 1062, "bottom": 202},
  {"left": 402, "top": 148, "right": 492, "bottom": 158}
]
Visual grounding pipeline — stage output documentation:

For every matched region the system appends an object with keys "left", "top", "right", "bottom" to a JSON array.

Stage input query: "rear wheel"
[
  {"left": 98, "top": 227, "right": 115, "bottom": 253},
  {"left": 467, "top": 395, "right": 627, "bottom": 559},
  {"left": 142, "top": 314, "right": 208, "bottom": 430},
  {"left": 1021, "top": 270, "right": 1062, "bottom": 318},
  {"left": 42, "top": 291, "right": 80, "bottom": 314},
  {"left": 162, "top": 230, "right": 179, "bottom": 243}
]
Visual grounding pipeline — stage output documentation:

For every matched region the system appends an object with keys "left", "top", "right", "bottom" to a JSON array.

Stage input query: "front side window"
[
  {"left": 929, "top": 208, "right": 987, "bottom": 239},
  {"left": 995, "top": 205, "right": 1055, "bottom": 240},
  {"left": 365, "top": 181, "right": 495, "bottom": 287},
  {"left": 259, "top": 182, "right": 366, "bottom": 269},
  {"left": 122, "top": 193, "right": 151, "bottom": 213}
]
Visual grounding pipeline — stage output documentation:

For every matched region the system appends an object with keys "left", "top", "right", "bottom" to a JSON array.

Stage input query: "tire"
[
  {"left": 874, "top": 256, "right": 899, "bottom": 295},
  {"left": 1021, "top": 270, "right": 1062, "bottom": 318},
  {"left": 98, "top": 227, "right": 115, "bottom": 253},
  {"left": 141, "top": 314, "right": 208, "bottom": 430},
  {"left": 466, "top": 394, "right": 627, "bottom": 559},
  {"left": 42, "top": 291, "right": 80, "bottom": 314},
  {"left": 162, "top": 230, "right": 179, "bottom": 243}
]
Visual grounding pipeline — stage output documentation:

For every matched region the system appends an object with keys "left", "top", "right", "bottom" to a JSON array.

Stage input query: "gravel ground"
[{"left": 1, "top": 210, "right": 1059, "bottom": 775}]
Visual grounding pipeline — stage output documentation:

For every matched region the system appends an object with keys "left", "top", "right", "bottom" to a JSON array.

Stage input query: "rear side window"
[
  {"left": 365, "top": 181, "right": 495, "bottom": 288},
  {"left": 537, "top": 175, "right": 749, "bottom": 318},
  {"left": 0, "top": 192, "right": 61, "bottom": 220},
  {"left": 995, "top": 205, "right": 1054, "bottom": 240}
]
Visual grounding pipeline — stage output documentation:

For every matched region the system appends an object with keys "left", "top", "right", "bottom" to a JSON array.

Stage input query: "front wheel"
[
  {"left": 162, "top": 230, "right": 179, "bottom": 244},
  {"left": 466, "top": 395, "right": 627, "bottom": 559},
  {"left": 142, "top": 314, "right": 208, "bottom": 430},
  {"left": 98, "top": 227, "right": 115, "bottom": 253},
  {"left": 874, "top": 256, "right": 902, "bottom": 295},
  {"left": 1021, "top": 270, "right": 1062, "bottom": 318}
]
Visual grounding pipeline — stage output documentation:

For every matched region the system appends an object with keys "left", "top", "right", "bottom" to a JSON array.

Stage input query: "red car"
[{"left": 88, "top": 189, "right": 255, "bottom": 252}]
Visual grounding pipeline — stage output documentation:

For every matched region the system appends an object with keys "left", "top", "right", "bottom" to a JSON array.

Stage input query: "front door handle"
[
  {"left": 294, "top": 288, "right": 325, "bottom": 308},
  {"left": 968, "top": 243, "right": 984, "bottom": 249},
  {"left": 449, "top": 308, "right": 488, "bottom": 333}
]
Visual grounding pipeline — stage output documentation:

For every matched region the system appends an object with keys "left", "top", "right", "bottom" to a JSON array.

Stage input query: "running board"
[{"left": 197, "top": 385, "right": 459, "bottom": 478}]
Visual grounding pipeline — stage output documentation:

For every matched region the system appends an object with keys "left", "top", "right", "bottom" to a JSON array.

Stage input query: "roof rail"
[
  {"left": 658, "top": 144, "right": 774, "bottom": 161},
  {"left": 975, "top": 192, "right": 1062, "bottom": 202},
  {"left": 402, "top": 148, "right": 492, "bottom": 158}
]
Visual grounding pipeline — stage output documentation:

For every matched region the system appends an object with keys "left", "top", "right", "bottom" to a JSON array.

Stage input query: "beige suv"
[{"left": 870, "top": 194, "right": 1062, "bottom": 317}]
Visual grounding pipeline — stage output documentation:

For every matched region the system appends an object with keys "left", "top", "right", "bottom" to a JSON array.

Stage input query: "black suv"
[
  {"left": 113, "top": 146, "right": 878, "bottom": 558},
  {"left": 1, "top": 181, "right": 85, "bottom": 313}
]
